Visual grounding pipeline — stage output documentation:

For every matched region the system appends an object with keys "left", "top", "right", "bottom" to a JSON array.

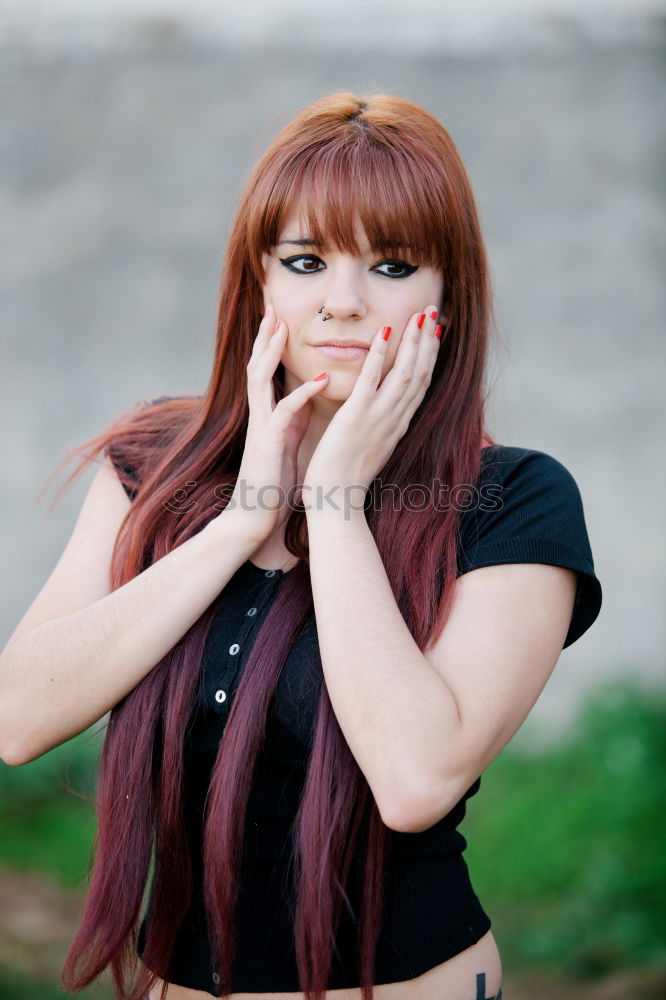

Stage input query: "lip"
[{"left": 312, "top": 343, "right": 370, "bottom": 360}]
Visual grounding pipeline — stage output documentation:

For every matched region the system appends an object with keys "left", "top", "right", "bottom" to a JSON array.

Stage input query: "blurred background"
[{"left": 1, "top": 0, "right": 665, "bottom": 997}]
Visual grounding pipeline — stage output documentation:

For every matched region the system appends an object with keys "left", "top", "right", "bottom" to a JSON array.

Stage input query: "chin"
[{"left": 314, "top": 373, "right": 356, "bottom": 401}]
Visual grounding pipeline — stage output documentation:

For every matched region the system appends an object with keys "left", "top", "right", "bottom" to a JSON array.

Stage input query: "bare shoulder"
[{"left": 2, "top": 457, "right": 133, "bottom": 653}]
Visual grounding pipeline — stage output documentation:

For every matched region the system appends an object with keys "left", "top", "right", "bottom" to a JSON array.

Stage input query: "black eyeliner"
[{"left": 278, "top": 254, "right": 418, "bottom": 278}]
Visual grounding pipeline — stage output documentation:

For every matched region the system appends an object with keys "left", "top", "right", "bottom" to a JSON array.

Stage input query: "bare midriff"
[{"left": 144, "top": 928, "right": 502, "bottom": 1000}]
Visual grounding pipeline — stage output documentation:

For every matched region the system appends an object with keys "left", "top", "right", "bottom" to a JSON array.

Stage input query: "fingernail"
[
  {"left": 313, "top": 371, "right": 327, "bottom": 381},
  {"left": 430, "top": 310, "right": 437, "bottom": 320},
  {"left": 273, "top": 321, "right": 281, "bottom": 334},
  {"left": 435, "top": 324, "right": 443, "bottom": 339},
  {"left": 417, "top": 313, "right": 426, "bottom": 329},
  {"left": 382, "top": 326, "right": 392, "bottom": 341}
]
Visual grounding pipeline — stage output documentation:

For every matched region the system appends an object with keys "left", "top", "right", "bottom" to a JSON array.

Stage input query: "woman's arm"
[
  {"left": 306, "top": 506, "right": 576, "bottom": 834},
  {"left": 0, "top": 461, "right": 259, "bottom": 766},
  {"left": 306, "top": 506, "right": 463, "bottom": 832}
]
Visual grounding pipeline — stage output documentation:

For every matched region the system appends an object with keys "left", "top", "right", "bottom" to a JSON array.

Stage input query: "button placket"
[{"left": 209, "top": 574, "right": 281, "bottom": 712}]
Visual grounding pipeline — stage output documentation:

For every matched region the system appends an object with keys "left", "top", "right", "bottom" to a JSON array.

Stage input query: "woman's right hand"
[{"left": 223, "top": 303, "right": 329, "bottom": 544}]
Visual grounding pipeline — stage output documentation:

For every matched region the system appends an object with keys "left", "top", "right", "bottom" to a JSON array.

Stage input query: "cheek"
[{"left": 279, "top": 337, "right": 308, "bottom": 372}]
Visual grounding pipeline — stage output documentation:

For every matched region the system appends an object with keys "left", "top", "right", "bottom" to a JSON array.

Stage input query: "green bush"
[
  {"left": 0, "top": 725, "right": 102, "bottom": 886},
  {"left": 464, "top": 678, "right": 666, "bottom": 977}
]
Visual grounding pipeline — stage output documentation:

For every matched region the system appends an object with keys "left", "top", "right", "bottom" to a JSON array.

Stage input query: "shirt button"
[
  {"left": 214, "top": 689, "right": 227, "bottom": 704},
  {"left": 229, "top": 643, "right": 240, "bottom": 655},
  {"left": 264, "top": 569, "right": 276, "bottom": 578},
  {"left": 246, "top": 606, "right": 258, "bottom": 616}
]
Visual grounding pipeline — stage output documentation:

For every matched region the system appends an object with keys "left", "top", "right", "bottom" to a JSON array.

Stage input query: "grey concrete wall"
[{"left": 1, "top": 9, "right": 664, "bottom": 747}]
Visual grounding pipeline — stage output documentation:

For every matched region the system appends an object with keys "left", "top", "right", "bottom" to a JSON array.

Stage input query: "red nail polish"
[
  {"left": 417, "top": 313, "right": 426, "bottom": 329},
  {"left": 313, "top": 371, "right": 327, "bottom": 381},
  {"left": 382, "top": 326, "right": 392, "bottom": 341},
  {"left": 430, "top": 310, "right": 437, "bottom": 320},
  {"left": 435, "top": 324, "right": 443, "bottom": 339}
]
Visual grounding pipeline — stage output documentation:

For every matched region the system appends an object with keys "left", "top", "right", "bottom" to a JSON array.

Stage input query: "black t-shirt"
[
  {"left": 455, "top": 445, "right": 602, "bottom": 649},
  {"left": 112, "top": 442, "right": 602, "bottom": 993}
]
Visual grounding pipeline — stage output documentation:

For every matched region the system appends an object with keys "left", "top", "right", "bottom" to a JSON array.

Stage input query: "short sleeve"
[{"left": 456, "top": 445, "right": 602, "bottom": 649}]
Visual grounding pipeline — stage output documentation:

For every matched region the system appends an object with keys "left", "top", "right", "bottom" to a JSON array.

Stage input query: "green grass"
[{"left": 0, "top": 679, "right": 664, "bottom": 983}]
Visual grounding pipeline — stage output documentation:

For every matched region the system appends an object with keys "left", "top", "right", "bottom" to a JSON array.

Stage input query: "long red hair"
[{"left": 51, "top": 91, "right": 497, "bottom": 1000}]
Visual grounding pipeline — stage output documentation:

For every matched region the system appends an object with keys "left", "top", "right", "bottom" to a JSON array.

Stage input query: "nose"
[{"left": 319, "top": 262, "right": 368, "bottom": 321}]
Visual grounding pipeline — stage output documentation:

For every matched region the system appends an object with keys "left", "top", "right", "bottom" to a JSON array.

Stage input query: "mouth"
[{"left": 312, "top": 344, "right": 370, "bottom": 360}]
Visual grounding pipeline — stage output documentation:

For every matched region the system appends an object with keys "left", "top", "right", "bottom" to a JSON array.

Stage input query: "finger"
[
  {"left": 408, "top": 305, "right": 441, "bottom": 411},
  {"left": 270, "top": 371, "right": 328, "bottom": 429},
  {"left": 248, "top": 304, "right": 281, "bottom": 366},
  {"left": 411, "top": 304, "right": 441, "bottom": 398},
  {"left": 252, "top": 318, "right": 286, "bottom": 380},
  {"left": 380, "top": 305, "right": 440, "bottom": 415},
  {"left": 352, "top": 323, "right": 393, "bottom": 398},
  {"left": 247, "top": 314, "right": 288, "bottom": 412},
  {"left": 365, "top": 310, "right": 422, "bottom": 412}
]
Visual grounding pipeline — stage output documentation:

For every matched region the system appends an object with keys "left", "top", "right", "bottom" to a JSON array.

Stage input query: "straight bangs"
[{"left": 246, "top": 135, "right": 452, "bottom": 282}]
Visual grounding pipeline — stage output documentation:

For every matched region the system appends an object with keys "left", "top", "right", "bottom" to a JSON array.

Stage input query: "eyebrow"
[
  {"left": 276, "top": 237, "right": 417, "bottom": 250},
  {"left": 277, "top": 238, "right": 319, "bottom": 246}
]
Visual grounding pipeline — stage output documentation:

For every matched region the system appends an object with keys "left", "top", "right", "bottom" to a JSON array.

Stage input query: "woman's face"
[{"left": 260, "top": 209, "right": 445, "bottom": 405}]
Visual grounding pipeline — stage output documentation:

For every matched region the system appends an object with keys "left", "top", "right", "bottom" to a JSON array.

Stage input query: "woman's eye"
[
  {"left": 279, "top": 255, "right": 324, "bottom": 274},
  {"left": 278, "top": 255, "right": 418, "bottom": 279},
  {"left": 374, "top": 260, "right": 418, "bottom": 279}
]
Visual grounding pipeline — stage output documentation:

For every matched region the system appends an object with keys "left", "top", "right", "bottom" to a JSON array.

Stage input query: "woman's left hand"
[{"left": 301, "top": 305, "right": 444, "bottom": 516}]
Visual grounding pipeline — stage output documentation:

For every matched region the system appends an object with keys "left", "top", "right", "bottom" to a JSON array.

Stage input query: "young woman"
[{"left": 0, "top": 92, "right": 602, "bottom": 1000}]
